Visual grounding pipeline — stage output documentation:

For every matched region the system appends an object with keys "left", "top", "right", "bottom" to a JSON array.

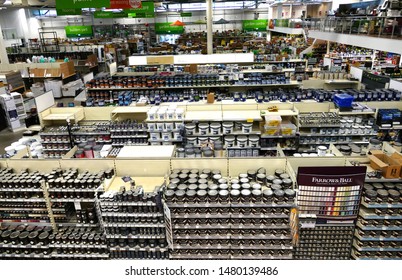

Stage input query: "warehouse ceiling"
[{"left": 0, "top": 0, "right": 330, "bottom": 9}]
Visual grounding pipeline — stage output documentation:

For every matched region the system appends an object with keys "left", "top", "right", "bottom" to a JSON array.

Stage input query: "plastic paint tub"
[
  {"left": 165, "top": 122, "right": 174, "bottom": 131},
  {"left": 156, "top": 123, "right": 164, "bottom": 131},
  {"left": 147, "top": 109, "right": 157, "bottom": 120},
  {"left": 162, "top": 132, "right": 171, "bottom": 141},
  {"left": 186, "top": 137, "right": 197, "bottom": 146},
  {"left": 248, "top": 135, "right": 259, "bottom": 147},
  {"left": 198, "top": 123, "right": 209, "bottom": 135},
  {"left": 158, "top": 109, "right": 166, "bottom": 120},
  {"left": 222, "top": 122, "right": 234, "bottom": 134},
  {"left": 237, "top": 135, "right": 248, "bottom": 148},
  {"left": 176, "top": 108, "right": 184, "bottom": 120},
  {"left": 224, "top": 136, "right": 235, "bottom": 147},
  {"left": 209, "top": 136, "right": 220, "bottom": 143},
  {"left": 150, "top": 132, "right": 160, "bottom": 141},
  {"left": 242, "top": 123, "right": 253, "bottom": 134},
  {"left": 210, "top": 122, "right": 221, "bottom": 135},
  {"left": 166, "top": 110, "right": 175, "bottom": 120},
  {"left": 317, "top": 145, "right": 327, "bottom": 157},
  {"left": 185, "top": 124, "right": 196, "bottom": 136},
  {"left": 5, "top": 146, "right": 15, "bottom": 156}
]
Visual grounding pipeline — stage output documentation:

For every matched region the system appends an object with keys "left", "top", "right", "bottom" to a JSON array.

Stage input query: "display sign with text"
[
  {"left": 56, "top": 0, "right": 110, "bottom": 9},
  {"left": 125, "top": 1, "right": 155, "bottom": 18},
  {"left": 242, "top": 20, "right": 268, "bottom": 31},
  {"left": 65, "top": 26, "right": 93, "bottom": 38},
  {"left": 110, "top": 0, "right": 142, "bottom": 9},
  {"left": 56, "top": 9, "right": 82, "bottom": 16},
  {"left": 155, "top": 23, "right": 184, "bottom": 34}
]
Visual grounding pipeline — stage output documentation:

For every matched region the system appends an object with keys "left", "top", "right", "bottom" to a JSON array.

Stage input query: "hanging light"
[{"left": 170, "top": 20, "right": 185, "bottom": 26}]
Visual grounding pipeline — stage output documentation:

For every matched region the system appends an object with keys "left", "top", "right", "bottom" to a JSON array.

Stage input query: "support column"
[
  {"left": 206, "top": 0, "right": 213, "bottom": 54},
  {"left": 277, "top": 4, "right": 283, "bottom": 19},
  {"left": 267, "top": 30, "right": 271, "bottom": 42},
  {"left": 0, "top": 23, "right": 9, "bottom": 64},
  {"left": 326, "top": 40, "right": 330, "bottom": 54},
  {"left": 289, "top": 4, "right": 293, "bottom": 19}
]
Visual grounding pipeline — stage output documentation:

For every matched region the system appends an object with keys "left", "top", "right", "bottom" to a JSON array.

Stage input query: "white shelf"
[
  {"left": 261, "top": 109, "right": 298, "bottom": 116},
  {"left": 184, "top": 111, "right": 223, "bottom": 121},
  {"left": 222, "top": 110, "right": 262, "bottom": 121},
  {"left": 116, "top": 145, "right": 175, "bottom": 159}
]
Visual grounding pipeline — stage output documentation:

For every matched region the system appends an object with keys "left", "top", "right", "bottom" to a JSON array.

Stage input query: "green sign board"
[
  {"left": 56, "top": 9, "right": 82, "bottom": 16},
  {"left": 126, "top": 1, "right": 155, "bottom": 18},
  {"left": 180, "top": 12, "right": 192, "bottom": 17},
  {"left": 274, "top": 19, "right": 290, "bottom": 28},
  {"left": 56, "top": 0, "right": 110, "bottom": 9},
  {"left": 94, "top": 11, "right": 127, "bottom": 18},
  {"left": 242, "top": 20, "right": 268, "bottom": 31},
  {"left": 155, "top": 23, "right": 184, "bottom": 35},
  {"left": 65, "top": 26, "right": 93, "bottom": 38}
]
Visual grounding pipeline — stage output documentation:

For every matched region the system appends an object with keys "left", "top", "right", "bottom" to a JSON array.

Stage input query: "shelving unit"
[{"left": 352, "top": 185, "right": 402, "bottom": 260}]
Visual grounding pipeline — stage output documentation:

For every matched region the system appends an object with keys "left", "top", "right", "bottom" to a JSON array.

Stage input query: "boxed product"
[
  {"left": 369, "top": 151, "right": 401, "bottom": 179},
  {"left": 281, "top": 123, "right": 297, "bottom": 136},
  {"left": 264, "top": 125, "right": 280, "bottom": 136},
  {"left": 265, "top": 115, "right": 282, "bottom": 127}
]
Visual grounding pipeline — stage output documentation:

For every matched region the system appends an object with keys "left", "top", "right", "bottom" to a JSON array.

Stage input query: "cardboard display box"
[{"left": 369, "top": 150, "right": 401, "bottom": 179}]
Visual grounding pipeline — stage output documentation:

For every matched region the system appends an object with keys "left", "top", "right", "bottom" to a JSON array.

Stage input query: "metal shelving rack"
[{"left": 39, "top": 32, "right": 59, "bottom": 53}]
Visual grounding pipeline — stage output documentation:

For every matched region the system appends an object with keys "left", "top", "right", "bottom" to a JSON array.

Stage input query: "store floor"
[
  {"left": 0, "top": 129, "right": 26, "bottom": 153},
  {"left": 0, "top": 97, "right": 77, "bottom": 154}
]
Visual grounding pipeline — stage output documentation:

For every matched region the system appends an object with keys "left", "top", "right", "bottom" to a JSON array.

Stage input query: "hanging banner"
[
  {"left": 56, "top": 0, "right": 110, "bottom": 9},
  {"left": 155, "top": 23, "right": 184, "bottom": 35},
  {"left": 94, "top": 11, "right": 127, "bottom": 18},
  {"left": 125, "top": 1, "right": 155, "bottom": 18},
  {"left": 297, "top": 166, "right": 366, "bottom": 219},
  {"left": 110, "top": 0, "right": 142, "bottom": 9},
  {"left": 65, "top": 26, "right": 93, "bottom": 38},
  {"left": 242, "top": 19, "right": 268, "bottom": 31},
  {"left": 56, "top": 9, "right": 82, "bottom": 16}
]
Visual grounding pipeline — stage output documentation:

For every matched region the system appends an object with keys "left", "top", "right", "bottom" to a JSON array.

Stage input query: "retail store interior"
[{"left": 0, "top": 0, "right": 402, "bottom": 260}]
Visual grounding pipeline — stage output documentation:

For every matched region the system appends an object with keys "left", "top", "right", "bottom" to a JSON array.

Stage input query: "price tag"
[
  {"left": 46, "top": 74, "right": 51, "bottom": 77},
  {"left": 246, "top": 118, "right": 253, "bottom": 123},
  {"left": 30, "top": 74, "right": 35, "bottom": 77}
]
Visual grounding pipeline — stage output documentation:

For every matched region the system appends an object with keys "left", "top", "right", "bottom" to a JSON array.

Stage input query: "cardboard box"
[
  {"left": 369, "top": 151, "right": 401, "bottom": 179},
  {"left": 207, "top": 92, "right": 215, "bottom": 104},
  {"left": 390, "top": 152, "right": 402, "bottom": 177}
]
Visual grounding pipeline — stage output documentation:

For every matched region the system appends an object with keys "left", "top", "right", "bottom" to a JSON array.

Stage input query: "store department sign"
[
  {"left": 242, "top": 20, "right": 268, "bottom": 31},
  {"left": 126, "top": 1, "right": 155, "bottom": 18},
  {"left": 65, "top": 26, "right": 93, "bottom": 38},
  {"left": 56, "top": 0, "right": 110, "bottom": 9},
  {"left": 110, "top": 0, "right": 142, "bottom": 9},
  {"left": 94, "top": 11, "right": 127, "bottom": 18},
  {"left": 57, "top": 9, "right": 82, "bottom": 16},
  {"left": 155, "top": 23, "right": 184, "bottom": 34}
]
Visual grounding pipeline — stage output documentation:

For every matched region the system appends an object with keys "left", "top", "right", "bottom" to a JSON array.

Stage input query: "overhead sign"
[
  {"left": 180, "top": 12, "right": 192, "bottom": 17},
  {"left": 242, "top": 20, "right": 268, "bottom": 31},
  {"left": 56, "top": 0, "right": 110, "bottom": 9},
  {"left": 57, "top": 9, "right": 82, "bottom": 16},
  {"left": 110, "top": 0, "right": 142, "bottom": 9},
  {"left": 155, "top": 23, "right": 184, "bottom": 34},
  {"left": 126, "top": 1, "right": 155, "bottom": 18},
  {"left": 65, "top": 26, "right": 93, "bottom": 38},
  {"left": 94, "top": 11, "right": 127, "bottom": 18}
]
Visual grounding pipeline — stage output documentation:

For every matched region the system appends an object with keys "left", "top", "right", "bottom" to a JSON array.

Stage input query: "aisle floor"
[{"left": 0, "top": 129, "right": 26, "bottom": 154}]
